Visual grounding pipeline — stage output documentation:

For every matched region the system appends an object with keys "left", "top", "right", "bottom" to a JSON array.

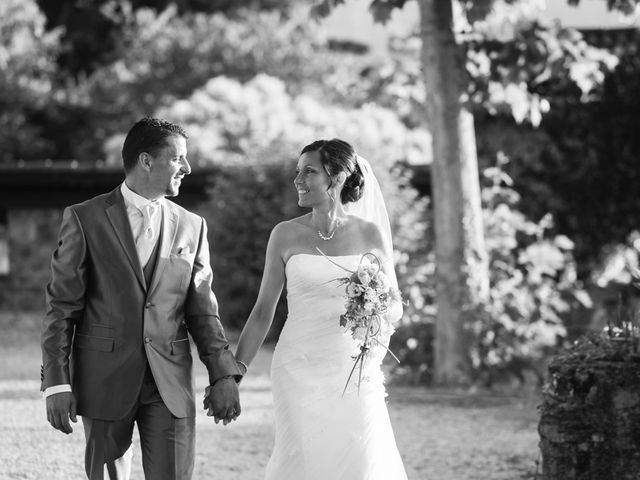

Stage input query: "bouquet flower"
[{"left": 317, "top": 247, "right": 402, "bottom": 395}]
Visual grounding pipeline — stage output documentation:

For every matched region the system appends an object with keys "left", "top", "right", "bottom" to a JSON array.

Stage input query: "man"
[{"left": 41, "top": 117, "right": 245, "bottom": 479}]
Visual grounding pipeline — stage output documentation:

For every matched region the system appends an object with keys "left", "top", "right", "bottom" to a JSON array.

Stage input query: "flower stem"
[{"left": 315, "top": 247, "right": 355, "bottom": 273}]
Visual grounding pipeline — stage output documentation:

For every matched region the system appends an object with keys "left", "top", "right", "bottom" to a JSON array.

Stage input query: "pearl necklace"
[{"left": 316, "top": 218, "right": 343, "bottom": 241}]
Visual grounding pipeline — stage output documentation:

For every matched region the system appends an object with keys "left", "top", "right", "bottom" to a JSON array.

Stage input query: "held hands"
[
  {"left": 46, "top": 391, "right": 77, "bottom": 434},
  {"left": 203, "top": 377, "right": 241, "bottom": 426}
]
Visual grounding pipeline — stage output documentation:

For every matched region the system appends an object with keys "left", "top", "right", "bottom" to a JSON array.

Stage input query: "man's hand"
[
  {"left": 46, "top": 391, "right": 77, "bottom": 434},
  {"left": 203, "top": 378, "right": 241, "bottom": 426}
]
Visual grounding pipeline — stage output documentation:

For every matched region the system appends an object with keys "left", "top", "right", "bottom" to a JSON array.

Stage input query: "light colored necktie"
[{"left": 137, "top": 203, "right": 158, "bottom": 266}]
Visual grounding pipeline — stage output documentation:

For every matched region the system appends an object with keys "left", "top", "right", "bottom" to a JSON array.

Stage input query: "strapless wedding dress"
[{"left": 265, "top": 254, "right": 407, "bottom": 480}]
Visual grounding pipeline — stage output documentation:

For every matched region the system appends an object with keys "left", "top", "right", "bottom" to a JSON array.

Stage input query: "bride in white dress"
[{"left": 235, "top": 139, "right": 407, "bottom": 480}]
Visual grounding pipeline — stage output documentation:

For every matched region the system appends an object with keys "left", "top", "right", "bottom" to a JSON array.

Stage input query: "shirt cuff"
[{"left": 43, "top": 384, "right": 72, "bottom": 398}]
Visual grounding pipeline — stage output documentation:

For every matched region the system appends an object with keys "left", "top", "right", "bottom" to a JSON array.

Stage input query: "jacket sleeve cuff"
[{"left": 209, "top": 349, "right": 244, "bottom": 385}]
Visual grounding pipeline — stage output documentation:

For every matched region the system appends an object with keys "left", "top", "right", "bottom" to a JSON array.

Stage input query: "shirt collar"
[{"left": 120, "top": 182, "right": 164, "bottom": 211}]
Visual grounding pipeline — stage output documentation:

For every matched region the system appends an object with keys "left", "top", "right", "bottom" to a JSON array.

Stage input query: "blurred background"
[
  {"left": 6, "top": 1, "right": 640, "bottom": 477},
  {"left": 2, "top": 0, "right": 640, "bottom": 391}
]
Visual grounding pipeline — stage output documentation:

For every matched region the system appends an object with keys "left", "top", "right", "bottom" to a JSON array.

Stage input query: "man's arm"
[
  {"left": 184, "top": 217, "right": 242, "bottom": 422},
  {"left": 41, "top": 206, "right": 87, "bottom": 433}
]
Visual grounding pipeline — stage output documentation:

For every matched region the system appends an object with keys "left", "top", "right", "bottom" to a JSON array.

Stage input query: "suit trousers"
[{"left": 82, "top": 365, "right": 195, "bottom": 480}]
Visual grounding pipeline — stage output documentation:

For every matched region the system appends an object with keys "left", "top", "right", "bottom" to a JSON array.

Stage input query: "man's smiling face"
[{"left": 147, "top": 135, "right": 190, "bottom": 198}]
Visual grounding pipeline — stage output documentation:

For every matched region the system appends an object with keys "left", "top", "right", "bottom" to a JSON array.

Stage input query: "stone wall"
[
  {"left": 539, "top": 334, "right": 640, "bottom": 479},
  {"left": 0, "top": 209, "right": 62, "bottom": 312}
]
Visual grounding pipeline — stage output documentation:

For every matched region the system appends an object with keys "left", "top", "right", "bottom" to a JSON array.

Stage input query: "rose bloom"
[
  {"left": 357, "top": 269, "right": 372, "bottom": 285},
  {"left": 364, "top": 287, "right": 378, "bottom": 303},
  {"left": 346, "top": 283, "right": 361, "bottom": 298},
  {"left": 375, "top": 272, "right": 390, "bottom": 294}
]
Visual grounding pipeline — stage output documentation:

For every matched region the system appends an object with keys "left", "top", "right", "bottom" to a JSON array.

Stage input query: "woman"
[{"left": 235, "top": 139, "right": 407, "bottom": 479}]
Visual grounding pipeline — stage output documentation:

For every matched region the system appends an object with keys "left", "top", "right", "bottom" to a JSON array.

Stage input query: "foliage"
[
  {"left": 153, "top": 74, "right": 430, "bottom": 170},
  {"left": 468, "top": 154, "right": 590, "bottom": 386},
  {"left": 148, "top": 74, "right": 429, "bottom": 334},
  {"left": 84, "top": 6, "right": 336, "bottom": 105},
  {"left": 312, "top": 0, "right": 640, "bottom": 24},
  {"left": 464, "top": 1, "right": 618, "bottom": 126},
  {"left": 567, "top": 0, "right": 640, "bottom": 15},
  {"left": 0, "top": 0, "right": 62, "bottom": 161},
  {"left": 10, "top": 0, "right": 627, "bottom": 166},
  {"left": 390, "top": 154, "right": 590, "bottom": 387},
  {"left": 474, "top": 31, "right": 640, "bottom": 274},
  {"left": 591, "top": 231, "right": 640, "bottom": 292},
  {"left": 15, "top": 5, "right": 382, "bottom": 162},
  {"left": 35, "top": 0, "right": 298, "bottom": 76},
  {"left": 199, "top": 158, "right": 301, "bottom": 337},
  {"left": 327, "top": 1, "right": 619, "bottom": 131}
]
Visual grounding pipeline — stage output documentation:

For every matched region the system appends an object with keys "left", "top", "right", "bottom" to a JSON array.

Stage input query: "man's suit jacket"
[{"left": 41, "top": 186, "right": 241, "bottom": 420}]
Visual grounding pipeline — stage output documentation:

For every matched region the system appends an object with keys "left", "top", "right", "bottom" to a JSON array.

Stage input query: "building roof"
[{"left": 0, "top": 161, "right": 216, "bottom": 209}]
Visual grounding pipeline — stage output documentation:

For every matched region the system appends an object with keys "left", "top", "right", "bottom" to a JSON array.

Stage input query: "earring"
[{"left": 327, "top": 191, "right": 335, "bottom": 209}]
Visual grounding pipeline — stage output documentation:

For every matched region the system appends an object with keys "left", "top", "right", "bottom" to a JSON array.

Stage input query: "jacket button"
[
  {"left": 144, "top": 337, "right": 152, "bottom": 344},
  {"left": 145, "top": 302, "right": 153, "bottom": 308}
]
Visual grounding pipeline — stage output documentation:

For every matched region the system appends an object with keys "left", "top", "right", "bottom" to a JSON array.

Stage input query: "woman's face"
[{"left": 294, "top": 150, "right": 332, "bottom": 208}]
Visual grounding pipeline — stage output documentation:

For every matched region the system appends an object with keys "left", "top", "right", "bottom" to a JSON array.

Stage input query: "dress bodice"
[{"left": 285, "top": 253, "right": 361, "bottom": 320}]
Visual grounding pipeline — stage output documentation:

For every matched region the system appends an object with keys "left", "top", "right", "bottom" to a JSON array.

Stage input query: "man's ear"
[{"left": 138, "top": 152, "right": 152, "bottom": 171}]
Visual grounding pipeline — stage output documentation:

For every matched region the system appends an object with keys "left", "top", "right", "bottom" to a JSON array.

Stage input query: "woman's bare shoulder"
[
  {"left": 272, "top": 214, "right": 311, "bottom": 237},
  {"left": 347, "top": 215, "right": 383, "bottom": 239},
  {"left": 269, "top": 214, "right": 310, "bottom": 264},
  {"left": 267, "top": 215, "right": 313, "bottom": 260},
  {"left": 347, "top": 215, "right": 388, "bottom": 258}
]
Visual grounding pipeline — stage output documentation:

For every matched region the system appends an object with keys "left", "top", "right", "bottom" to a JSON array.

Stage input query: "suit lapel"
[
  {"left": 147, "top": 201, "right": 178, "bottom": 297},
  {"left": 105, "top": 188, "right": 146, "bottom": 291}
]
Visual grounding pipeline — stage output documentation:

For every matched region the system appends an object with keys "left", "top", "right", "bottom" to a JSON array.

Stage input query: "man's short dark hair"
[{"left": 121, "top": 118, "right": 188, "bottom": 173}]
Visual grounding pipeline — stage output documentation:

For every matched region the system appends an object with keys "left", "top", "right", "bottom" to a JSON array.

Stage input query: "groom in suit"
[{"left": 41, "top": 117, "right": 244, "bottom": 479}]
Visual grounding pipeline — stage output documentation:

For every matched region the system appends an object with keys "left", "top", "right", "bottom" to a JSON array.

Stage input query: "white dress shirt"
[
  {"left": 120, "top": 182, "right": 164, "bottom": 267},
  {"left": 44, "top": 182, "right": 164, "bottom": 398}
]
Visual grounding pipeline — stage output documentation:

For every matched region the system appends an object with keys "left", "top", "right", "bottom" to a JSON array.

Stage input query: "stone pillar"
[{"left": 539, "top": 334, "right": 640, "bottom": 479}]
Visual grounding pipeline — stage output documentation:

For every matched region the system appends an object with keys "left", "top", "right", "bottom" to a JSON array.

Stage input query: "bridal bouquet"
[{"left": 317, "top": 248, "right": 401, "bottom": 395}]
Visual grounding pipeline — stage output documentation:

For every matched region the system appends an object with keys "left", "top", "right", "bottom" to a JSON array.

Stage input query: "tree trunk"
[{"left": 418, "top": 0, "right": 489, "bottom": 384}]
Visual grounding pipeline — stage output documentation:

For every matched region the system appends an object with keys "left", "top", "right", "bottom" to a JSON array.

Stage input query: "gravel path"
[{"left": 1, "top": 344, "right": 540, "bottom": 479}]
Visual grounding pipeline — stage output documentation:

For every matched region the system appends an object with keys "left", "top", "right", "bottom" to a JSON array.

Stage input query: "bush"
[
  {"left": 67, "top": 6, "right": 379, "bottom": 163},
  {"left": 202, "top": 155, "right": 303, "bottom": 338},
  {"left": 0, "top": 0, "right": 62, "bottom": 161},
  {"left": 390, "top": 154, "right": 591, "bottom": 387}
]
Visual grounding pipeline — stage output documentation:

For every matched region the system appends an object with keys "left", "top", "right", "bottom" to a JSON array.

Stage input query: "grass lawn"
[{"left": 0, "top": 314, "right": 541, "bottom": 479}]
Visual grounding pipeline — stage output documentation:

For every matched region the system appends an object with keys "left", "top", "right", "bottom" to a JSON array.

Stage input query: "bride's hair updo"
[{"left": 300, "top": 139, "right": 365, "bottom": 204}]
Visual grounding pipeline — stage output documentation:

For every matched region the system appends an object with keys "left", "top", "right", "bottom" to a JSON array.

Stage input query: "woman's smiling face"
[{"left": 294, "top": 150, "right": 332, "bottom": 208}]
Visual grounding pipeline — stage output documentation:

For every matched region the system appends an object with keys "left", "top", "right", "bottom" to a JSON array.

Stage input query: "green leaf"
[
  {"left": 369, "top": 0, "right": 407, "bottom": 25},
  {"left": 310, "top": 0, "right": 346, "bottom": 19},
  {"left": 568, "top": 0, "right": 639, "bottom": 15}
]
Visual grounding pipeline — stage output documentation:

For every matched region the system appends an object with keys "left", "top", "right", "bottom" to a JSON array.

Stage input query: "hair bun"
[{"left": 341, "top": 163, "right": 365, "bottom": 204}]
